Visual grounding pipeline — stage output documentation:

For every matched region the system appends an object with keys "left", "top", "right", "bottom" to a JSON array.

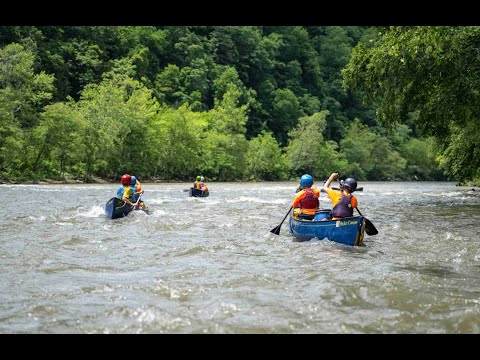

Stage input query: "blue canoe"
[
  {"left": 104, "top": 197, "right": 135, "bottom": 219},
  {"left": 289, "top": 209, "right": 365, "bottom": 246},
  {"left": 189, "top": 188, "right": 209, "bottom": 197}
]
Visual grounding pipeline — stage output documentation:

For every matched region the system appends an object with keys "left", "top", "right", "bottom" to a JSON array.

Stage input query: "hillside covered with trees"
[{"left": 1, "top": 26, "right": 474, "bottom": 184}]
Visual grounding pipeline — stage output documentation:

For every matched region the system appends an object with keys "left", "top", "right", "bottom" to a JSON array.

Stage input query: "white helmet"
[{"left": 200, "top": 176, "right": 205, "bottom": 181}]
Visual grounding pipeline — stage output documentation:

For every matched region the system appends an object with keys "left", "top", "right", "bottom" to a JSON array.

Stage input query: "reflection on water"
[{"left": 0, "top": 181, "right": 479, "bottom": 333}]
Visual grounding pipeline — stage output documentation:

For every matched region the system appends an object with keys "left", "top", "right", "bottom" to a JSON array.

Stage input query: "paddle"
[
  {"left": 270, "top": 206, "right": 293, "bottom": 235},
  {"left": 320, "top": 186, "right": 363, "bottom": 193},
  {"left": 355, "top": 207, "right": 378, "bottom": 236}
]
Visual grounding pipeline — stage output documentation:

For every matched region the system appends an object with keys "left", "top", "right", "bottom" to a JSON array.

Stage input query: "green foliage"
[
  {"left": 269, "top": 88, "right": 303, "bottom": 146},
  {"left": 0, "top": 43, "right": 54, "bottom": 128},
  {"left": 340, "top": 119, "right": 406, "bottom": 180},
  {"left": 148, "top": 104, "right": 209, "bottom": 180},
  {"left": 401, "top": 137, "right": 442, "bottom": 180},
  {"left": 440, "top": 121, "right": 480, "bottom": 182},
  {"left": 0, "top": 26, "right": 458, "bottom": 182},
  {"left": 0, "top": 43, "right": 54, "bottom": 180},
  {"left": 245, "top": 130, "right": 287, "bottom": 180},
  {"left": 285, "top": 111, "right": 348, "bottom": 180},
  {"left": 31, "top": 101, "right": 82, "bottom": 178},
  {"left": 202, "top": 86, "right": 249, "bottom": 180},
  {"left": 154, "top": 64, "right": 182, "bottom": 106},
  {"left": 343, "top": 26, "right": 480, "bottom": 182}
]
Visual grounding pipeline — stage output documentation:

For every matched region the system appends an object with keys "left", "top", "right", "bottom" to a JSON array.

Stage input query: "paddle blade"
[
  {"left": 364, "top": 218, "right": 378, "bottom": 236},
  {"left": 270, "top": 225, "right": 281, "bottom": 235}
]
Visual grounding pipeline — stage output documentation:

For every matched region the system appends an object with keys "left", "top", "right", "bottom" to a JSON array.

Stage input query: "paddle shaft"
[
  {"left": 270, "top": 206, "right": 293, "bottom": 235},
  {"left": 320, "top": 186, "right": 363, "bottom": 193}
]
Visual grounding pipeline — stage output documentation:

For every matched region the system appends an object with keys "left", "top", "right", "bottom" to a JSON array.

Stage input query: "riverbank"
[
  {"left": 1, "top": 177, "right": 479, "bottom": 188},
  {"left": 0, "top": 177, "right": 189, "bottom": 185}
]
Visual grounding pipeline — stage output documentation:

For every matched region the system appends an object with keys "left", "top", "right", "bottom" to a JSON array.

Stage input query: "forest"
[{"left": 0, "top": 26, "right": 477, "bottom": 185}]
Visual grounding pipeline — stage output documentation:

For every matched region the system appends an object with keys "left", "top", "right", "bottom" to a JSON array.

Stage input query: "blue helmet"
[
  {"left": 342, "top": 178, "right": 357, "bottom": 192},
  {"left": 300, "top": 174, "right": 313, "bottom": 187},
  {"left": 130, "top": 176, "right": 137, "bottom": 185}
]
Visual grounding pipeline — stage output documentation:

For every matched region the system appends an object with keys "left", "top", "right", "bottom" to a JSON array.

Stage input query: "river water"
[{"left": 1, "top": 181, "right": 479, "bottom": 334}]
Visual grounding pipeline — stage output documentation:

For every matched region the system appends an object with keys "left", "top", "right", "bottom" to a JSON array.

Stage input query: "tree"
[
  {"left": 339, "top": 119, "right": 406, "bottom": 180},
  {"left": 0, "top": 43, "right": 54, "bottom": 179},
  {"left": 284, "top": 111, "right": 348, "bottom": 180},
  {"left": 245, "top": 130, "right": 287, "bottom": 180},
  {"left": 203, "top": 85, "right": 249, "bottom": 180},
  {"left": 31, "top": 101, "right": 82, "bottom": 178},
  {"left": 342, "top": 26, "right": 480, "bottom": 184},
  {"left": 269, "top": 88, "right": 303, "bottom": 146}
]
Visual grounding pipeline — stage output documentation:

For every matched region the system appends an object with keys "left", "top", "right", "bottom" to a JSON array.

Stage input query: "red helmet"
[{"left": 121, "top": 174, "right": 131, "bottom": 185}]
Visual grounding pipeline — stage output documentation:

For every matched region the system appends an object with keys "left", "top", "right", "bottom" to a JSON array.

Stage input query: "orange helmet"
[{"left": 121, "top": 174, "right": 131, "bottom": 185}]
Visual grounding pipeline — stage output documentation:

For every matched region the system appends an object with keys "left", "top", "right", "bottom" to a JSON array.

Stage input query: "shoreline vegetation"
[
  {"left": 3, "top": 27, "right": 479, "bottom": 188},
  {"left": 0, "top": 177, "right": 197, "bottom": 185},
  {"left": 1, "top": 177, "right": 479, "bottom": 188}
]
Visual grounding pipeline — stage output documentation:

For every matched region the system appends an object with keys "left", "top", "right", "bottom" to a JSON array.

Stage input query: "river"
[{"left": 0, "top": 181, "right": 479, "bottom": 333}]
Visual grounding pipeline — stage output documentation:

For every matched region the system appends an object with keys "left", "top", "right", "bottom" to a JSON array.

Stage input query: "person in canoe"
[
  {"left": 117, "top": 175, "right": 143, "bottom": 201},
  {"left": 296, "top": 180, "right": 318, "bottom": 193},
  {"left": 292, "top": 174, "right": 320, "bottom": 220},
  {"left": 117, "top": 174, "right": 140, "bottom": 208},
  {"left": 130, "top": 175, "right": 147, "bottom": 210},
  {"left": 192, "top": 176, "right": 202, "bottom": 190},
  {"left": 322, "top": 172, "right": 358, "bottom": 220},
  {"left": 199, "top": 176, "right": 208, "bottom": 192}
]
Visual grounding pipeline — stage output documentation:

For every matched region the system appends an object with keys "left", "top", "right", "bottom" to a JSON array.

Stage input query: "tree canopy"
[
  {"left": 0, "top": 26, "right": 460, "bottom": 183},
  {"left": 342, "top": 26, "right": 480, "bottom": 184}
]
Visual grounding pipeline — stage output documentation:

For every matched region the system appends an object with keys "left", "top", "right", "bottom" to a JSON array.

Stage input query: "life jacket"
[
  {"left": 116, "top": 186, "right": 124, "bottom": 199},
  {"left": 331, "top": 191, "right": 354, "bottom": 218},
  {"left": 130, "top": 185, "right": 139, "bottom": 202},
  {"left": 194, "top": 181, "right": 201, "bottom": 189},
  {"left": 299, "top": 187, "right": 319, "bottom": 210}
]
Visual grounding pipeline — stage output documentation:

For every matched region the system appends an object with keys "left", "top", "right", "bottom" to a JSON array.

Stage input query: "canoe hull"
[
  {"left": 289, "top": 210, "right": 365, "bottom": 246},
  {"left": 189, "top": 188, "right": 209, "bottom": 197},
  {"left": 104, "top": 197, "right": 135, "bottom": 219}
]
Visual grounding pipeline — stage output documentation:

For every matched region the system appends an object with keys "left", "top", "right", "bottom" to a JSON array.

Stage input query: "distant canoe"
[
  {"left": 104, "top": 197, "right": 135, "bottom": 219},
  {"left": 289, "top": 209, "right": 365, "bottom": 246},
  {"left": 188, "top": 188, "right": 209, "bottom": 197}
]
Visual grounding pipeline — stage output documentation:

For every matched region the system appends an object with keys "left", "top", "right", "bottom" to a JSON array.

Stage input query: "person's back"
[
  {"left": 130, "top": 175, "right": 147, "bottom": 210},
  {"left": 323, "top": 173, "right": 358, "bottom": 220},
  {"left": 292, "top": 174, "right": 320, "bottom": 220},
  {"left": 132, "top": 176, "right": 142, "bottom": 191},
  {"left": 130, "top": 176, "right": 144, "bottom": 202},
  {"left": 119, "top": 174, "right": 138, "bottom": 207},
  {"left": 200, "top": 176, "right": 208, "bottom": 192},
  {"left": 192, "top": 176, "right": 201, "bottom": 190}
]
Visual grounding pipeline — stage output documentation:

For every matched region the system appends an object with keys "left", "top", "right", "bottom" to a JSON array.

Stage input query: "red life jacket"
[{"left": 299, "top": 188, "right": 319, "bottom": 210}]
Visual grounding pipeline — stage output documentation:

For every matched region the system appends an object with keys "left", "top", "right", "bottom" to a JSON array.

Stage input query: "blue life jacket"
[
  {"left": 130, "top": 185, "right": 139, "bottom": 202},
  {"left": 116, "top": 186, "right": 124, "bottom": 199}
]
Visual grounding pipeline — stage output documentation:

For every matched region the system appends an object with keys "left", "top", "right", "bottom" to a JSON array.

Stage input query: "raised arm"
[{"left": 323, "top": 172, "right": 339, "bottom": 193}]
